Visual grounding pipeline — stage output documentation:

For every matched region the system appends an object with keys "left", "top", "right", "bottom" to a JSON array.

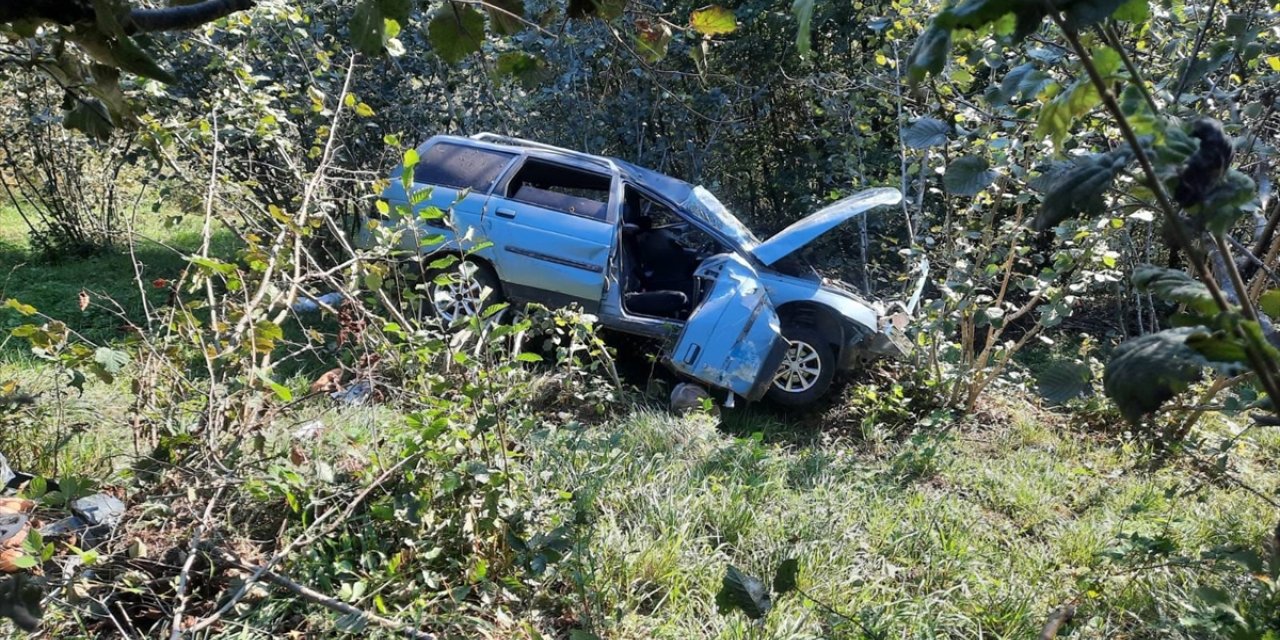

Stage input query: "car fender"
[{"left": 759, "top": 274, "right": 878, "bottom": 333}]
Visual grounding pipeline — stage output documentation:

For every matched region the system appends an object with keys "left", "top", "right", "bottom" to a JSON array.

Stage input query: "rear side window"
[
  {"left": 505, "top": 159, "right": 611, "bottom": 221},
  {"left": 413, "top": 143, "right": 516, "bottom": 192}
]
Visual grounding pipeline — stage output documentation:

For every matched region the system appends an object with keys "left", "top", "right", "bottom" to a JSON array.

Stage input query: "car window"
[
  {"left": 414, "top": 143, "right": 516, "bottom": 192},
  {"left": 504, "top": 159, "right": 611, "bottom": 221}
]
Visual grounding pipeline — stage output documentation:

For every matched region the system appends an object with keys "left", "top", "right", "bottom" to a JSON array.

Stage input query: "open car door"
[{"left": 666, "top": 254, "right": 789, "bottom": 401}]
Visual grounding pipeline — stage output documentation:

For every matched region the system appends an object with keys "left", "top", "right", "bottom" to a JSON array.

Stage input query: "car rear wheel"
[
  {"left": 766, "top": 325, "right": 835, "bottom": 407},
  {"left": 424, "top": 259, "right": 505, "bottom": 326}
]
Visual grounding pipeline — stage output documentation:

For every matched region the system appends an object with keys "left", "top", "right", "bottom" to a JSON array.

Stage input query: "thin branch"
[
  {"left": 128, "top": 0, "right": 256, "bottom": 33},
  {"left": 211, "top": 548, "right": 438, "bottom": 640},
  {"left": 184, "top": 454, "right": 417, "bottom": 635}
]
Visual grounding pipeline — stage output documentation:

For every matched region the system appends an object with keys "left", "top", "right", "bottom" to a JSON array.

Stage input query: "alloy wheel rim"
[
  {"left": 773, "top": 339, "right": 822, "bottom": 393},
  {"left": 430, "top": 265, "right": 485, "bottom": 325}
]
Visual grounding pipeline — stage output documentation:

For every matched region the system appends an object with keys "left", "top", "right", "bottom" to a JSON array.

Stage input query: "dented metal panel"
[{"left": 667, "top": 254, "right": 787, "bottom": 400}]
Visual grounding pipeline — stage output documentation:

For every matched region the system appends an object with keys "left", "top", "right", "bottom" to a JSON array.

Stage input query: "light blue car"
[{"left": 358, "top": 133, "right": 926, "bottom": 406}]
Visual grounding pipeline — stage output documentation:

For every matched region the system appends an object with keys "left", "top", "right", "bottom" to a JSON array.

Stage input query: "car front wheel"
[
  {"left": 424, "top": 259, "right": 505, "bottom": 326},
  {"left": 766, "top": 325, "right": 835, "bottom": 407}
]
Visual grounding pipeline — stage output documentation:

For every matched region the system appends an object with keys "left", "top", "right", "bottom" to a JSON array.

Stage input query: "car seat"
[{"left": 621, "top": 219, "right": 689, "bottom": 318}]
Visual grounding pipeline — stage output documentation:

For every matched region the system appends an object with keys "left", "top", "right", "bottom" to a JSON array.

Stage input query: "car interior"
[
  {"left": 503, "top": 159, "right": 611, "bottom": 221},
  {"left": 619, "top": 186, "right": 724, "bottom": 320}
]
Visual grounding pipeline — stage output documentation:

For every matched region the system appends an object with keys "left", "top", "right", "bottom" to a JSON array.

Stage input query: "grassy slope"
[
  {"left": 4, "top": 206, "right": 1279, "bottom": 638},
  {"left": 0, "top": 204, "right": 236, "bottom": 359},
  {"left": 0, "top": 204, "right": 238, "bottom": 473},
  {"left": 527, "top": 406, "right": 1278, "bottom": 639}
]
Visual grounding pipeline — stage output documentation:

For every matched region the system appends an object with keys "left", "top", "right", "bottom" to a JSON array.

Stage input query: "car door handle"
[
  {"left": 495, "top": 208, "right": 517, "bottom": 219},
  {"left": 683, "top": 344, "right": 701, "bottom": 365}
]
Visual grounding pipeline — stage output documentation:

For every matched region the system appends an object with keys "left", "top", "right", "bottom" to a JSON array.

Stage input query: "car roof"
[{"left": 420, "top": 133, "right": 696, "bottom": 204}]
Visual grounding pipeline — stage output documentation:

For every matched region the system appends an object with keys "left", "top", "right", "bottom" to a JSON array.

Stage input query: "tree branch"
[
  {"left": 127, "top": 0, "right": 255, "bottom": 33},
  {"left": 1, "top": 0, "right": 256, "bottom": 33},
  {"left": 212, "top": 548, "right": 438, "bottom": 640}
]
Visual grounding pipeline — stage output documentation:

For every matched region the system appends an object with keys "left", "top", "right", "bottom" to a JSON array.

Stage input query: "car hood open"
[{"left": 751, "top": 188, "right": 903, "bottom": 266}]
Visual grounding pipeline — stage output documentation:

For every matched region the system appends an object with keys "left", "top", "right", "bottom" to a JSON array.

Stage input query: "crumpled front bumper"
[{"left": 839, "top": 310, "right": 913, "bottom": 368}]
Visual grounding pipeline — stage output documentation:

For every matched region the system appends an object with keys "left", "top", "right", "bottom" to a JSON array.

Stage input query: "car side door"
[
  {"left": 377, "top": 140, "right": 517, "bottom": 263},
  {"left": 485, "top": 156, "right": 617, "bottom": 312},
  {"left": 666, "top": 253, "right": 789, "bottom": 401}
]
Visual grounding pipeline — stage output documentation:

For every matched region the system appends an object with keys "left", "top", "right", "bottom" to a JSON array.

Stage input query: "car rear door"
[
  {"left": 485, "top": 156, "right": 617, "bottom": 311},
  {"left": 377, "top": 140, "right": 517, "bottom": 262},
  {"left": 666, "top": 253, "right": 788, "bottom": 401}
]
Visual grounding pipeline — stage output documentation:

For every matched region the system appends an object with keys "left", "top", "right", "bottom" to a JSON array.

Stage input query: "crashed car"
[{"left": 358, "top": 133, "right": 927, "bottom": 406}]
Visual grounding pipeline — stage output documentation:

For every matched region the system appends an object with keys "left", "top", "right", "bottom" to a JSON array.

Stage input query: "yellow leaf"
[{"left": 690, "top": 5, "right": 736, "bottom": 36}]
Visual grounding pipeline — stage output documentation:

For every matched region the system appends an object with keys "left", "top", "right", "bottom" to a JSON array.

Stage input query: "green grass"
[
  {"left": 0, "top": 203, "right": 237, "bottom": 361},
  {"left": 4, "top": 203, "right": 1278, "bottom": 638},
  {"left": 0, "top": 203, "right": 240, "bottom": 473},
  {"left": 519, "top": 405, "right": 1279, "bottom": 639}
]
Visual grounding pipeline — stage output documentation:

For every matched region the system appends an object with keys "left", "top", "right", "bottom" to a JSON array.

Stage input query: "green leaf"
[
  {"left": 485, "top": 0, "right": 526, "bottom": 35},
  {"left": 1033, "top": 149, "right": 1132, "bottom": 230},
  {"left": 1036, "top": 360, "right": 1093, "bottom": 405},
  {"left": 567, "top": 0, "right": 626, "bottom": 19},
  {"left": 772, "top": 558, "right": 799, "bottom": 595},
  {"left": 1133, "top": 265, "right": 1218, "bottom": 314},
  {"left": 350, "top": 0, "right": 387, "bottom": 55},
  {"left": 5, "top": 299, "right": 37, "bottom": 316},
  {"left": 1191, "top": 170, "right": 1257, "bottom": 235},
  {"left": 1185, "top": 330, "right": 1250, "bottom": 366},
  {"left": 906, "top": 23, "right": 951, "bottom": 84},
  {"left": 715, "top": 565, "right": 772, "bottom": 619},
  {"left": 1112, "top": 0, "right": 1149, "bottom": 22},
  {"left": 252, "top": 320, "right": 284, "bottom": 353},
  {"left": 791, "top": 0, "right": 814, "bottom": 56},
  {"left": 10, "top": 555, "right": 37, "bottom": 570},
  {"left": 634, "top": 20, "right": 672, "bottom": 63},
  {"left": 0, "top": 572, "right": 45, "bottom": 630},
  {"left": 428, "top": 3, "right": 485, "bottom": 64},
  {"left": 902, "top": 117, "right": 950, "bottom": 149},
  {"left": 1104, "top": 327, "right": 1243, "bottom": 423},
  {"left": 516, "top": 352, "right": 543, "bottom": 362},
  {"left": 943, "top": 156, "right": 996, "bottom": 196},
  {"left": 269, "top": 380, "right": 294, "bottom": 402},
  {"left": 1259, "top": 290, "right": 1280, "bottom": 319},
  {"left": 494, "top": 52, "right": 549, "bottom": 88},
  {"left": 188, "top": 256, "right": 238, "bottom": 275},
  {"left": 109, "top": 34, "right": 177, "bottom": 83},
  {"left": 691, "top": 5, "right": 736, "bottom": 36},
  {"left": 93, "top": 347, "right": 129, "bottom": 374},
  {"left": 1063, "top": 0, "right": 1130, "bottom": 29},
  {"left": 378, "top": 0, "right": 411, "bottom": 22},
  {"left": 63, "top": 99, "right": 114, "bottom": 141},
  {"left": 1222, "top": 13, "right": 1246, "bottom": 37}
]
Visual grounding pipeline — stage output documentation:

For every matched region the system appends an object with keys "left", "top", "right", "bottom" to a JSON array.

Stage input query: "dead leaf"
[
  {"left": 309, "top": 368, "right": 344, "bottom": 394},
  {"left": 78, "top": 290, "right": 89, "bottom": 311}
]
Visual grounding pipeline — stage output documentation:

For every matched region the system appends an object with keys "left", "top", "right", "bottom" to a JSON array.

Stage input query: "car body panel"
[
  {"left": 752, "top": 188, "right": 903, "bottom": 266},
  {"left": 667, "top": 254, "right": 788, "bottom": 400},
  {"left": 375, "top": 180, "right": 495, "bottom": 262},
  {"left": 360, "top": 132, "right": 926, "bottom": 400},
  {"left": 480, "top": 191, "right": 617, "bottom": 311}
]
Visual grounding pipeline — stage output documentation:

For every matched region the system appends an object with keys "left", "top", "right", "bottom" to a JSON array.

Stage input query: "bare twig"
[
  {"left": 168, "top": 483, "right": 226, "bottom": 640},
  {"left": 1039, "top": 603, "right": 1077, "bottom": 639},
  {"left": 184, "top": 454, "right": 416, "bottom": 635},
  {"left": 211, "top": 548, "right": 437, "bottom": 640}
]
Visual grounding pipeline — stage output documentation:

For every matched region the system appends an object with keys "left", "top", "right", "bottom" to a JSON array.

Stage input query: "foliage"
[{"left": 1, "top": 0, "right": 1280, "bottom": 635}]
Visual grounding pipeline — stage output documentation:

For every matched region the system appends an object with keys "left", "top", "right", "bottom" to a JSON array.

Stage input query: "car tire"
[
  {"left": 766, "top": 325, "right": 836, "bottom": 407},
  {"left": 423, "top": 258, "right": 505, "bottom": 326}
]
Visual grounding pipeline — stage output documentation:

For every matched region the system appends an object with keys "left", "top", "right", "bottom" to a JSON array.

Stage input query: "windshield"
[{"left": 681, "top": 186, "right": 760, "bottom": 250}]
